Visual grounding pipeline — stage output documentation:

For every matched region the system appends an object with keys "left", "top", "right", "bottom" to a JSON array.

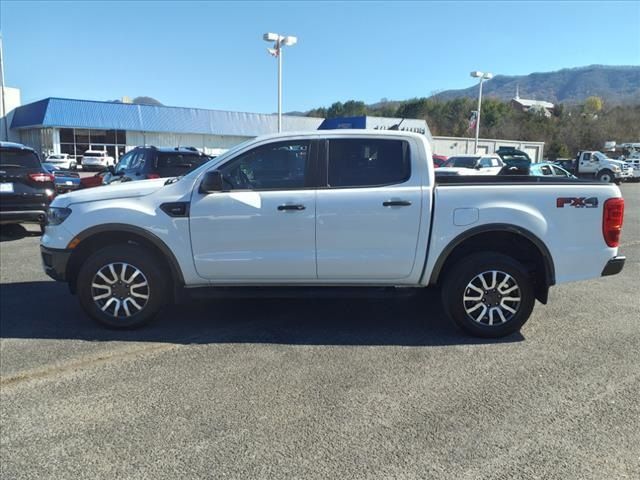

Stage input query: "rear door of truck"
[{"left": 315, "top": 135, "right": 430, "bottom": 281}]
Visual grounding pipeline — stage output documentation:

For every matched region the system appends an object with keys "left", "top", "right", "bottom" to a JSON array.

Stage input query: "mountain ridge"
[{"left": 431, "top": 65, "right": 640, "bottom": 104}]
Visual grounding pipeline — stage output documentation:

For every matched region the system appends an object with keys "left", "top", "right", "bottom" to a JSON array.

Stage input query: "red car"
[
  {"left": 80, "top": 172, "right": 106, "bottom": 189},
  {"left": 432, "top": 154, "right": 448, "bottom": 168}
]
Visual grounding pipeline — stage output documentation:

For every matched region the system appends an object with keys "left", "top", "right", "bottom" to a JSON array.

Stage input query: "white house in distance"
[{"left": 511, "top": 86, "right": 555, "bottom": 117}]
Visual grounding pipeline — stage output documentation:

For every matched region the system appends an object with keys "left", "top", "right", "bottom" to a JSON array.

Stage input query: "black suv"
[
  {"left": 0, "top": 142, "right": 55, "bottom": 232},
  {"left": 103, "top": 146, "right": 211, "bottom": 185}
]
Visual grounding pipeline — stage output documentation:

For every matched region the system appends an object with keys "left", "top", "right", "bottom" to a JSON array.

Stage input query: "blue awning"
[{"left": 11, "top": 97, "right": 324, "bottom": 136}]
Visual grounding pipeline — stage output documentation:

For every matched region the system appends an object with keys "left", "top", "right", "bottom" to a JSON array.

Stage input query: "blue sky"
[{"left": 1, "top": 1, "right": 638, "bottom": 113}]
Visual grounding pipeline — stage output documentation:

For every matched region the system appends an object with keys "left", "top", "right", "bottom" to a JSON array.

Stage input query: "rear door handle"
[
  {"left": 383, "top": 200, "right": 412, "bottom": 207},
  {"left": 277, "top": 204, "right": 306, "bottom": 211}
]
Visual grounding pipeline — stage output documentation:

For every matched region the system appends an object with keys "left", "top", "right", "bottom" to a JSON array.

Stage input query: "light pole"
[
  {"left": 470, "top": 70, "right": 493, "bottom": 153},
  {"left": 263, "top": 32, "right": 297, "bottom": 133}
]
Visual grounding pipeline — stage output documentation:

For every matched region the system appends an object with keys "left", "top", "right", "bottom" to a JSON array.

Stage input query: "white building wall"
[
  {"left": 433, "top": 136, "right": 545, "bottom": 162},
  {"left": 125, "top": 131, "right": 251, "bottom": 155},
  {"left": 0, "top": 86, "right": 22, "bottom": 142}
]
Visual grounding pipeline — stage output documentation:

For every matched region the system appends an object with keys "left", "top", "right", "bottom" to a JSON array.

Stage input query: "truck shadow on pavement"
[
  {"left": 0, "top": 224, "right": 40, "bottom": 242},
  {"left": 0, "top": 281, "right": 524, "bottom": 346}
]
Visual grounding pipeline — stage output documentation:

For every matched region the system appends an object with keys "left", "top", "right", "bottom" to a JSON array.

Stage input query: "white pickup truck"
[
  {"left": 40, "top": 131, "right": 626, "bottom": 337},
  {"left": 575, "top": 151, "right": 633, "bottom": 183}
]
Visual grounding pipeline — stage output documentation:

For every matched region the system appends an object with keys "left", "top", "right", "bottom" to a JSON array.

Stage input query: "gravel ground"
[{"left": 1, "top": 184, "right": 638, "bottom": 480}]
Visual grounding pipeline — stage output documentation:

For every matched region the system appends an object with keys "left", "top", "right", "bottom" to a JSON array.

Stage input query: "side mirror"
[
  {"left": 199, "top": 170, "right": 224, "bottom": 193},
  {"left": 107, "top": 165, "right": 116, "bottom": 175},
  {"left": 475, "top": 164, "right": 482, "bottom": 170}
]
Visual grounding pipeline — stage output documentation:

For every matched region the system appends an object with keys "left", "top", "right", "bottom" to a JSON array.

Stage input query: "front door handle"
[
  {"left": 277, "top": 204, "right": 306, "bottom": 211},
  {"left": 383, "top": 200, "right": 412, "bottom": 207}
]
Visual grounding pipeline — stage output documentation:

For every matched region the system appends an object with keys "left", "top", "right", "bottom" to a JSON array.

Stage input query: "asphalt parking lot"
[{"left": 1, "top": 184, "right": 638, "bottom": 480}]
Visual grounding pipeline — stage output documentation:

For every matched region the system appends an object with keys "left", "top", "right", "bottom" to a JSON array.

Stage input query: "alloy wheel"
[
  {"left": 91, "top": 262, "right": 150, "bottom": 318},
  {"left": 463, "top": 270, "right": 521, "bottom": 326}
]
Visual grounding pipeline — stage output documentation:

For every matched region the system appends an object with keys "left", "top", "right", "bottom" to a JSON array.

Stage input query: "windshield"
[
  {"left": 83, "top": 152, "right": 104, "bottom": 157},
  {"left": 593, "top": 152, "right": 609, "bottom": 161},
  {"left": 442, "top": 156, "right": 480, "bottom": 168},
  {"left": 47, "top": 155, "right": 66, "bottom": 160}
]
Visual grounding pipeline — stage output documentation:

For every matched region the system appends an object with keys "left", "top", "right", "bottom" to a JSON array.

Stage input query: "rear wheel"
[
  {"left": 441, "top": 253, "right": 535, "bottom": 338},
  {"left": 77, "top": 244, "right": 168, "bottom": 328}
]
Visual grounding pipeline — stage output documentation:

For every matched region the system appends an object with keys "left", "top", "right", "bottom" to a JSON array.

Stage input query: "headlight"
[
  {"left": 612, "top": 166, "right": 621, "bottom": 172},
  {"left": 47, "top": 207, "right": 72, "bottom": 225}
]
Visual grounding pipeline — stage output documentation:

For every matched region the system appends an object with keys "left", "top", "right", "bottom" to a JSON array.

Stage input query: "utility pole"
[{"left": 0, "top": 34, "right": 9, "bottom": 141}]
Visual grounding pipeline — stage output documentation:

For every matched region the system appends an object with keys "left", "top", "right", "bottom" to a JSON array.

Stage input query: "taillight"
[
  {"left": 603, "top": 198, "right": 624, "bottom": 247},
  {"left": 29, "top": 172, "right": 55, "bottom": 183},
  {"left": 146, "top": 173, "right": 161, "bottom": 179}
]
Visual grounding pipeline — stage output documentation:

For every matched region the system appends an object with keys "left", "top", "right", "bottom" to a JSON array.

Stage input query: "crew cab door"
[
  {"left": 578, "top": 152, "right": 596, "bottom": 173},
  {"left": 189, "top": 139, "right": 318, "bottom": 281},
  {"left": 316, "top": 137, "right": 424, "bottom": 280}
]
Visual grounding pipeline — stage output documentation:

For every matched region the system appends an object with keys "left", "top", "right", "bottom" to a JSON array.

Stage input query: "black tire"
[
  {"left": 441, "top": 253, "right": 535, "bottom": 338},
  {"left": 77, "top": 244, "right": 168, "bottom": 328},
  {"left": 597, "top": 170, "right": 614, "bottom": 183}
]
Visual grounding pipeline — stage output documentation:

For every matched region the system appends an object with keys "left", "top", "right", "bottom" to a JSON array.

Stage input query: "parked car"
[
  {"left": 575, "top": 151, "right": 633, "bottom": 183},
  {"left": 41, "top": 131, "right": 625, "bottom": 338},
  {"left": 552, "top": 158, "right": 576, "bottom": 174},
  {"left": 496, "top": 147, "right": 531, "bottom": 174},
  {"left": 42, "top": 163, "right": 82, "bottom": 193},
  {"left": 81, "top": 150, "right": 115, "bottom": 171},
  {"left": 436, "top": 154, "right": 505, "bottom": 176},
  {"left": 432, "top": 154, "right": 448, "bottom": 168},
  {"left": 103, "top": 146, "right": 211, "bottom": 185},
  {"left": 1, "top": 141, "right": 55, "bottom": 232},
  {"left": 80, "top": 172, "right": 106, "bottom": 189},
  {"left": 45, "top": 153, "right": 77, "bottom": 170},
  {"left": 529, "top": 162, "right": 576, "bottom": 178}
]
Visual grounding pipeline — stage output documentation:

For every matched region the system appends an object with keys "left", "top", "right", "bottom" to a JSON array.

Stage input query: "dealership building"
[{"left": 2, "top": 89, "right": 545, "bottom": 161}]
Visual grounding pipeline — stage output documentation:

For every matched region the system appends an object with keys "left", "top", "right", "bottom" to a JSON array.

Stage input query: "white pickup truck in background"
[
  {"left": 40, "top": 131, "right": 626, "bottom": 338},
  {"left": 575, "top": 150, "right": 633, "bottom": 183}
]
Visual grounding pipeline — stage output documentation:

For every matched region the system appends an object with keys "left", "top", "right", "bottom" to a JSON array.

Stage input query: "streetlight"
[
  {"left": 470, "top": 70, "right": 493, "bottom": 153},
  {"left": 263, "top": 32, "right": 298, "bottom": 133}
]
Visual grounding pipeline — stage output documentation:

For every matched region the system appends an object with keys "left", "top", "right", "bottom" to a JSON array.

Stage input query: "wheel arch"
[
  {"left": 66, "top": 223, "right": 185, "bottom": 297},
  {"left": 428, "top": 224, "right": 555, "bottom": 304}
]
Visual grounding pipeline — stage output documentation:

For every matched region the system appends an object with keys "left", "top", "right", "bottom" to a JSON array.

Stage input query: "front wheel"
[
  {"left": 441, "top": 253, "right": 535, "bottom": 338},
  {"left": 597, "top": 170, "right": 615, "bottom": 183},
  {"left": 77, "top": 244, "right": 168, "bottom": 328}
]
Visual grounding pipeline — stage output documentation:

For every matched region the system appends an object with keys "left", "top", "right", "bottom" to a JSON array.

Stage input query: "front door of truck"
[
  {"left": 315, "top": 137, "right": 424, "bottom": 280},
  {"left": 189, "top": 139, "right": 318, "bottom": 281}
]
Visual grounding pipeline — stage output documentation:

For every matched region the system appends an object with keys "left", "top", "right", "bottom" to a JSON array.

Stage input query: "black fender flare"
[
  {"left": 428, "top": 223, "right": 556, "bottom": 288},
  {"left": 70, "top": 223, "right": 185, "bottom": 286}
]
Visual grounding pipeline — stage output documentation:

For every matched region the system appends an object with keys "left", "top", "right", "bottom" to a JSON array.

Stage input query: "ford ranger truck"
[{"left": 40, "top": 131, "right": 626, "bottom": 338}]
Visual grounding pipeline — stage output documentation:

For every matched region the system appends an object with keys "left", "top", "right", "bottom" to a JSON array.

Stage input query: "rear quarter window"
[{"left": 0, "top": 149, "right": 41, "bottom": 169}]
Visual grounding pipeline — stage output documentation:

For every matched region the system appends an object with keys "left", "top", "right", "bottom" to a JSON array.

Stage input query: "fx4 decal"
[{"left": 556, "top": 197, "right": 599, "bottom": 208}]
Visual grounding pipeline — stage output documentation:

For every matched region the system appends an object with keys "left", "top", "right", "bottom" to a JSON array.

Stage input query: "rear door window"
[
  {"left": 327, "top": 139, "right": 410, "bottom": 188},
  {"left": 0, "top": 149, "right": 41, "bottom": 169}
]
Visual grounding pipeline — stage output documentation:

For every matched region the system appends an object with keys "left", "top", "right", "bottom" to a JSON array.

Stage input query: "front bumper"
[
  {"left": 601, "top": 256, "right": 625, "bottom": 277},
  {"left": 40, "top": 245, "right": 72, "bottom": 281},
  {"left": 0, "top": 210, "right": 47, "bottom": 225}
]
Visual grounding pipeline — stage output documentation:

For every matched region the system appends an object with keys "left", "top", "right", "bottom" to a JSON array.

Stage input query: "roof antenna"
[{"left": 389, "top": 118, "right": 405, "bottom": 130}]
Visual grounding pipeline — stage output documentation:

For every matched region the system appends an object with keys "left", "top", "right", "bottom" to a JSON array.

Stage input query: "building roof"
[
  {"left": 318, "top": 116, "right": 433, "bottom": 144},
  {"left": 512, "top": 98, "right": 555, "bottom": 109},
  {"left": 10, "top": 97, "right": 324, "bottom": 136}
]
